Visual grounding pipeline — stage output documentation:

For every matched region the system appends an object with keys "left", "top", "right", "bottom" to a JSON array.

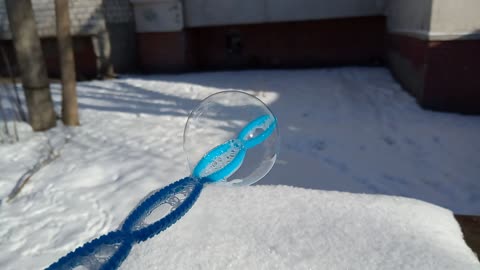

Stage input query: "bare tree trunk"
[
  {"left": 55, "top": 0, "right": 79, "bottom": 126},
  {"left": 5, "top": 0, "right": 56, "bottom": 131},
  {"left": 0, "top": 46, "right": 26, "bottom": 122}
]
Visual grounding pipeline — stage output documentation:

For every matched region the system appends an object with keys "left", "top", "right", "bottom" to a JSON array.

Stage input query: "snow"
[
  {"left": 0, "top": 67, "right": 479, "bottom": 269},
  {"left": 122, "top": 186, "right": 479, "bottom": 270}
]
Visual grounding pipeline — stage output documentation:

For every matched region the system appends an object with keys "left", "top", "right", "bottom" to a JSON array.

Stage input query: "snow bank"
[{"left": 121, "top": 185, "right": 479, "bottom": 269}]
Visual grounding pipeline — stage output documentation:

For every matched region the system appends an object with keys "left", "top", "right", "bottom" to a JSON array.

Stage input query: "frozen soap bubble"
[{"left": 184, "top": 91, "right": 279, "bottom": 186}]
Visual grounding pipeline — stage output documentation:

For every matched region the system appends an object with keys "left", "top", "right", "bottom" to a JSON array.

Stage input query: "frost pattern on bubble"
[
  {"left": 198, "top": 139, "right": 244, "bottom": 178},
  {"left": 239, "top": 117, "right": 273, "bottom": 141}
]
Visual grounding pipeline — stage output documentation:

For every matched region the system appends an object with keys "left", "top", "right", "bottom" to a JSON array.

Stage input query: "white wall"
[
  {"left": 129, "top": 0, "right": 480, "bottom": 40},
  {"left": 385, "top": 0, "right": 480, "bottom": 40},
  {"left": 0, "top": 0, "right": 133, "bottom": 39},
  {"left": 184, "top": 0, "right": 265, "bottom": 27},
  {"left": 384, "top": 0, "right": 432, "bottom": 37},
  {"left": 132, "top": 0, "right": 183, "bottom": 32},
  {"left": 184, "top": 0, "right": 383, "bottom": 28},
  {"left": 429, "top": 0, "right": 480, "bottom": 39},
  {"left": 265, "top": 0, "right": 382, "bottom": 23}
]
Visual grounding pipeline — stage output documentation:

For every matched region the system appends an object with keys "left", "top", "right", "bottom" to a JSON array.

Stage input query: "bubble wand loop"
[{"left": 46, "top": 114, "right": 277, "bottom": 270}]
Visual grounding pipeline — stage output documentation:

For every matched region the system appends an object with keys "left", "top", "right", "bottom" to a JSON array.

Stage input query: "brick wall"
[{"left": 0, "top": 0, "right": 133, "bottom": 39}]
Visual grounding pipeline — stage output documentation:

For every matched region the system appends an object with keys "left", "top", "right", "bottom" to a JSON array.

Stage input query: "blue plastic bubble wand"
[{"left": 46, "top": 114, "right": 277, "bottom": 270}]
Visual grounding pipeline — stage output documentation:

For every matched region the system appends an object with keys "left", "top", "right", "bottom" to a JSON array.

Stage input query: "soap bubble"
[{"left": 184, "top": 91, "right": 279, "bottom": 186}]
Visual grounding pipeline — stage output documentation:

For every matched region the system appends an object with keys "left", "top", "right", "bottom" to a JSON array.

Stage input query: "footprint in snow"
[{"left": 323, "top": 157, "right": 349, "bottom": 173}]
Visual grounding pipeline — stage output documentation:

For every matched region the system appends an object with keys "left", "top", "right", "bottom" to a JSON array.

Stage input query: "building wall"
[
  {"left": 131, "top": 0, "right": 384, "bottom": 32},
  {"left": 127, "top": 0, "right": 480, "bottom": 38},
  {"left": 0, "top": 0, "right": 136, "bottom": 75},
  {"left": 385, "top": 0, "right": 480, "bottom": 113},
  {"left": 429, "top": 0, "right": 480, "bottom": 39},
  {"left": 385, "top": 0, "right": 480, "bottom": 40},
  {"left": 0, "top": 0, "right": 107, "bottom": 39},
  {"left": 103, "top": 0, "right": 134, "bottom": 24},
  {"left": 131, "top": 0, "right": 184, "bottom": 32},
  {"left": 0, "top": 3, "right": 9, "bottom": 37},
  {"left": 184, "top": 0, "right": 384, "bottom": 28},
  {"left": 384, "top": 0, "right": 432, "bottom": 38},
  {"left": 103, "top": 0, "right": 137, "bottom": 72},
  {"left": 0, "top": 0, "right": 135, "bottom": 38}
]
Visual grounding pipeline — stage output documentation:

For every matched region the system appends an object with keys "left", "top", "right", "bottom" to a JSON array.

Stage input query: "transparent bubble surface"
[{"left": 184, "top": 91, "right": 280, "bottom": 186}]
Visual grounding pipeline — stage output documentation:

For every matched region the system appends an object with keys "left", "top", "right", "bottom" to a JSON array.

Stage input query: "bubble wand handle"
[{"left": 46, "top": 115, "right": 277, "bottom": 270}]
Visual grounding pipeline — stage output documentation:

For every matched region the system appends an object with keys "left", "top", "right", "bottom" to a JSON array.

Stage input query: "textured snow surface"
[
  {"left": 122, "top": 186, "right": 479, "bottom": 270},
  {"left": 0, "top": 68, "right": 479, "bottom": 269}
]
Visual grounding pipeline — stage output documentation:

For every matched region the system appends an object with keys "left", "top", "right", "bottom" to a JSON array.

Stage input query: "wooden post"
[
  {"left": 55, "top": 0, "right": 79, "bottom": 126},
  {"left": 5, "top": 0, "right": 56, "bottom": 131}
]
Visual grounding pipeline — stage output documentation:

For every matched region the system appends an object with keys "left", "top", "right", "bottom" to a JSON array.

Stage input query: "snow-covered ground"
[{"left": 0, "top": 68, "right": 479, "bottom": 269}]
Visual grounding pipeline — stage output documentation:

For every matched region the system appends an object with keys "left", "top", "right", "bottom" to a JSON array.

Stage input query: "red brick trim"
[
  {"left": 136, "top": 16, "right": 386, "bottom": 72},
  {"left": 1, "top": 37, "right": 97, "bottom": 79},
  {"left": 388, "top": 33, "right": 480, "bottom": 113}
]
